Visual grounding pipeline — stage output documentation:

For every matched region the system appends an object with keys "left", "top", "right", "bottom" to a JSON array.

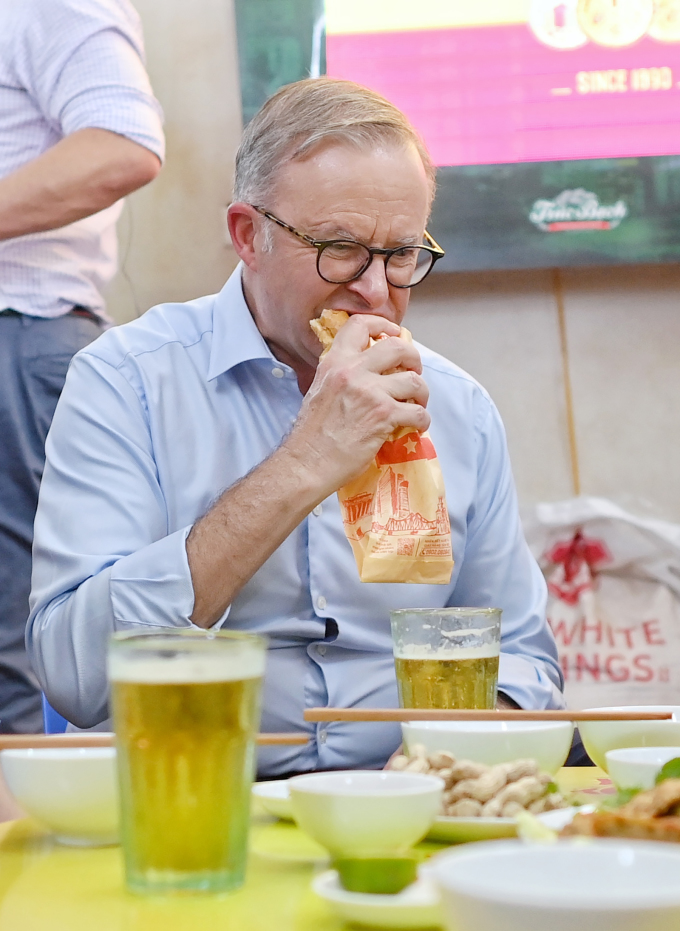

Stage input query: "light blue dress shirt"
[{"left": 28, "top": 266, "right": 565, "bottom": 775}]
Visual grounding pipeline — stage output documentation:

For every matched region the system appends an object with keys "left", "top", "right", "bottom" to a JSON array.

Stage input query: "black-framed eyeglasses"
[{"left": 251, "top": 205, "right": 445, "bottom": 288}]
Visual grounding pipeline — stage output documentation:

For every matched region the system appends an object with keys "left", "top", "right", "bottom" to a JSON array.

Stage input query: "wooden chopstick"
[
  {"left": 304, "top": 708, "right": 674, "bottom": 723},
  {"left": 257, "top": 733, "right": 309, "bottom": 746},
  {"left": 0, "top": 732, "right": 309, "bottom": 750}
]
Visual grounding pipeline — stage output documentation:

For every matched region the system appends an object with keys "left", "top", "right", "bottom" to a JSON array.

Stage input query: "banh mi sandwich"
[
  {"left": 310, "top": 308, "right": 413, "bottom": 365},
  {"left": 308, "top": 308, "right": 454, "bottom": 585},
  {"left": 309, "top": 309, "right": 351, "bottom": 359}
]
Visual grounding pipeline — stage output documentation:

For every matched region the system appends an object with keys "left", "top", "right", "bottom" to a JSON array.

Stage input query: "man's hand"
[
  {"left": 0, "top": 128, "right": 160, "bottom": 240},
  {"left": 283, "top": 313, "right": 431, "bottom": 498},
  {"left": 187, "top": 313, "right": 430, "bottom": 628}
]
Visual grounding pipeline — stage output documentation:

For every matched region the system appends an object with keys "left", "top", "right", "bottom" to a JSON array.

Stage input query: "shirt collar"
[{"left": 207, "top": 264, "right": 278, "bottom": 381}]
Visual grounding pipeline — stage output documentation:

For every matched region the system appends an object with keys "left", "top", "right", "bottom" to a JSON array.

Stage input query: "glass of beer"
[
  {"left": 390, "top": 608, "right": 501, "bottom": 709},
  {"left": 108, "top": 629, "right": 266, "bottom": 895}
]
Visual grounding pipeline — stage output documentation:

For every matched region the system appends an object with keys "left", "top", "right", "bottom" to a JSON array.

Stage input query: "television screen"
[{"left": 235, "top": 0, "right": 680, "bottom": 270}]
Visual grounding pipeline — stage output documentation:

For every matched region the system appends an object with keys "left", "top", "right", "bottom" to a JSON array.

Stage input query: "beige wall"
[
  {"left": 104, "top": 0, "right": 242, "bottom": 322},
  {"left": 407, "top": 266, "right": 680, "bottom": 520},
  {"left": 107, "top": 2, "right": 680, "bottom": 522}
]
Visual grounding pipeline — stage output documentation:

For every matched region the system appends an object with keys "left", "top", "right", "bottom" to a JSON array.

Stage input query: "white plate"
[
  {"left": 252, "top": 780, "right": 294, "bottom": 821},
  {"left": 312, "top": 869, "right": 442, "bottom": 929},
  {"left": 426, "top": 806, "right": 584, "bottom": 844}
]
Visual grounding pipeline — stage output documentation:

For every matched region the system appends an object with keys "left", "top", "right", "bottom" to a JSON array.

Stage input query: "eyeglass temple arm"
[{"left": 424, "top": 230, "right": 445, "bottom": 255}]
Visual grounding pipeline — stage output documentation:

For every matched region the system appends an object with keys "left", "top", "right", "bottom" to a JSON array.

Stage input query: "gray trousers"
[{"left": 0, "top": 310, "right": 102, "bottom": 732}]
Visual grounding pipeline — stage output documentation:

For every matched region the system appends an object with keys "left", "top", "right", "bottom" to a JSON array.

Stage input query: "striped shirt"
[{"left": 0, "top": 0, "right": 165, "bottom": 319}]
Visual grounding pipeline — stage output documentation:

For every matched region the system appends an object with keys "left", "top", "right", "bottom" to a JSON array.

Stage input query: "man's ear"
[{"left": 227, "top": 203, "right": 260, "bottom": 270}]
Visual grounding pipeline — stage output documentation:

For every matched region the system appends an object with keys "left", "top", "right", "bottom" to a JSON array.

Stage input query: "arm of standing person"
[
  {"left": 1, "top": 0, "right": 165, "bottom": 239},
  {"left": 0, "top": 128, "right": 160, "bottom": 240}
]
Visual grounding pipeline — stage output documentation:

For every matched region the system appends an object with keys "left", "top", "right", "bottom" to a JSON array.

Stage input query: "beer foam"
[
  {"left": 108, "top": 644, "right": 265, "bottom": 684},
  {"left": 393, "top": 643, "right": 500, "bottom": 661}
]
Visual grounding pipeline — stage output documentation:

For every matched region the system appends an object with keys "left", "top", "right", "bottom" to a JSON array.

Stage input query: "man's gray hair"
[{"left": 233, "top": 77, "right": 436, "bottom": 207}]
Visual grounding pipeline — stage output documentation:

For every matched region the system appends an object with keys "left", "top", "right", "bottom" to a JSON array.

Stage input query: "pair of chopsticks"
[
  {"left": 304, "top": 708, "right": 674, "bottom": 723},
  {"left": 0, "top": 732, "right": 309, "bottom": 751},
  {"left": 5, "top": 709, "right": 669, "bottom": 750}
]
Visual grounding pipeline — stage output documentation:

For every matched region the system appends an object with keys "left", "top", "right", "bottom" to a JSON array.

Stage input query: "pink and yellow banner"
[{"left": 325, "top": 0, "right": 680, "bottom": 167}]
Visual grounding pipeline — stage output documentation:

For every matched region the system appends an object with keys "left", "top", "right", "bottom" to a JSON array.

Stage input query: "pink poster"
[{"left": 326, "top": 1, "right": 680, "bottom": 167}]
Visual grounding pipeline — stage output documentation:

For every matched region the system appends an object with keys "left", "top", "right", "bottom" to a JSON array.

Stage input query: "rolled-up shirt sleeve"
[
  {"left": 27, "top": 352, "right": 195, "bottom": 727},
  {"left": 16, "top": 0, "right": 165, "bottom": 160},
  {"left": 448, "top": 398, "right": 565, "bottom": 710}
]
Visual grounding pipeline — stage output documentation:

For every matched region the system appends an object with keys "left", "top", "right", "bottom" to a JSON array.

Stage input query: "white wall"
[{"left": 107, "top": 2, "right": 680, "bottom": 522}]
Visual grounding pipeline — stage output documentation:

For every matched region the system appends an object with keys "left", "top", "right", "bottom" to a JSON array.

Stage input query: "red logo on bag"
[
  {"left": 545, "top": 531, "right": 611, "bottom": 606},
  {"left": 375, "top": 432, "right": 437, "bottom": 466}
]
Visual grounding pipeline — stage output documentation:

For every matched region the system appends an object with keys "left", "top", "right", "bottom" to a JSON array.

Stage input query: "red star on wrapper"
[{"left": 376, "top": 432, "right": 437, "bottom": 466}]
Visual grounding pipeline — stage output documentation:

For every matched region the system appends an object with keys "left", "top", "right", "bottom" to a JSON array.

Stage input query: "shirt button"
[
  {"left": 312, "top": 504, "right": 323, "bottom": 517},
  {"left": 319, "top": 729, "right": 327, "bottom": 745},
  {"left": 271, "top": 367, "right": 285, "bottom": 378},
  {"left": 316, "top": 595, "right": 327, "bottom": 612},
  {"left": 317, "top": 644, "right": 327, "bottom": 656}
]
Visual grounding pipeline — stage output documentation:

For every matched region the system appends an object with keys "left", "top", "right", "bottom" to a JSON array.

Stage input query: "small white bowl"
[
  {"left": 430, "top": 838, "right": 680, "bottom": 931},
  {"left": 312, "top": 870, "right": 442, "bottom": 929},
  {"left": 288, "top": 770, "right": 443, "bottom": 856},
  {"left": 0, "top": 746, "right": 118, "bottom": 846},
  {"left": 401, "top": 720, "right": 574, "bottom": 773},
  {"left": 252, "top": 779, "right": 294, "bottom": 820},
  {"left": 578, "top": 706, "right": 680, "bottom": 771},
  {"left": 606, "top": 747, "right": 680, "bottom": 790}
]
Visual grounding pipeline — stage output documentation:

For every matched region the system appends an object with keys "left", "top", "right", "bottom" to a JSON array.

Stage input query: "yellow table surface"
[{"left": 0, "top": 768, "right": 613, "bottom": 931}]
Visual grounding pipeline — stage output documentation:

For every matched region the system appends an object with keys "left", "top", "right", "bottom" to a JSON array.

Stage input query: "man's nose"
[{"left": 346, "top": 254, "right": 390, "bottom": 308}]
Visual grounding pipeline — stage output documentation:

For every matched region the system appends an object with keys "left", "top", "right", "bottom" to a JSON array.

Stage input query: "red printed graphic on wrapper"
[{"left": 338, "top": 426, "right": 454, "bottom": 584}]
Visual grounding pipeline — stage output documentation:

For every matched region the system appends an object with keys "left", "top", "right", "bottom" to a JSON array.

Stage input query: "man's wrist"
[{"left": 276, "top": 436, "right": 338, "bottom": 507}]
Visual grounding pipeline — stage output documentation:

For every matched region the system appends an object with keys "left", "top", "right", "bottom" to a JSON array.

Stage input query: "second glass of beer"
[
  {"left": 390, "top": 608, "right": 501, "bottom": 709},
  {"left": 108, "top": 629, "right": 266, "bottom": 894}
]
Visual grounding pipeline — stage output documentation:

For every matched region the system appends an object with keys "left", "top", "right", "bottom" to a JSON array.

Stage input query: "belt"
[{"left": 0, "top": 306, "right": 100, "bottom": 322}]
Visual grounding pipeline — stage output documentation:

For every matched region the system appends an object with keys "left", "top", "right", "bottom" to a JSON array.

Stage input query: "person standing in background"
[{"left": 0, "top": 0, "right": 165, "bottom": 732}]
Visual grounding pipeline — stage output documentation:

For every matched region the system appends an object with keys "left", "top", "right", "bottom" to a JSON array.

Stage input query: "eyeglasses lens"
[
  {"left": 318, "top": 243, "right": 434, "bottom": 287},
  {"left": 386, "top": 247, "right": 434, "bottom": 287}
]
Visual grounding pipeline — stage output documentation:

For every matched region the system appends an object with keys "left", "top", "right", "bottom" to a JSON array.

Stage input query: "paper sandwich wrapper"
[{"left": 310, "top": 309, "right": 454, "bottom": 584}]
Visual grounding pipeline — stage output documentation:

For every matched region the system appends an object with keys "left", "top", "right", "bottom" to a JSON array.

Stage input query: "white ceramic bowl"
[
  {"left": 429, "top": 838, "right": 680, "bottom": 931},
  {"left": 578, "top": 706, "right": 680, "bottom": 771},
  {"left": 288, "top": 770, "right": 443, "bottom": 856},
  {"left": 401, "top": 720, "right": 574, "bottom": 773},
  {"left": 606, "top": 746, "right": 680, "bottom": 790},
  {"left": 0, "top": 746, "right": 119, "bottom": 846},
  {"left": 252, "top": 780, "right": 294, "bottom": 820}
]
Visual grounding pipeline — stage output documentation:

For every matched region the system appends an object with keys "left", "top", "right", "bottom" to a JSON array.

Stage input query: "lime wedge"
[{"left": 334, "top": 856, "right": 418, "bottom": 894}]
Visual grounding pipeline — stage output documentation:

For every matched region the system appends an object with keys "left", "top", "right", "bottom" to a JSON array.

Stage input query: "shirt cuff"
[
  {"left": 109, "top": 525, "right": 231, "bottom": 631},
  {"left": 498, "top": 651, "right": 566, "bottom": 710},
  {"left": 110, "top": 526, "right": 195, "bottom": 627}
]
